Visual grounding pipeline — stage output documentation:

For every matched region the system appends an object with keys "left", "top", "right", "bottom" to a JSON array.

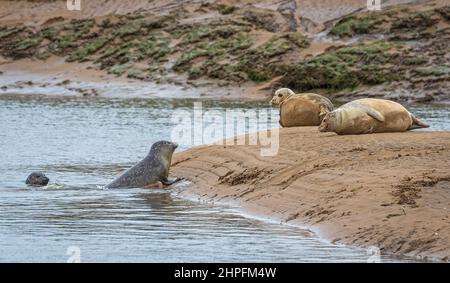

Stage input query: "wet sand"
[{"left": 172, "top": 128, "right": 450, "bottom": 261}]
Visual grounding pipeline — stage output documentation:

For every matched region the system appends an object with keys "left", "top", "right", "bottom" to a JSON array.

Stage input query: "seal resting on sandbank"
[
  {"left": 106, "top": 141, "right": 181, "bottom": 189},
  {"left": 26, "top": 172, "right": 50, "bottom": 187},
  {"left": 270, "top": 88, "right": 334, "bottom": 127},
  {"left": 319, "top": 98, "right": 430, "bottom": 135}
]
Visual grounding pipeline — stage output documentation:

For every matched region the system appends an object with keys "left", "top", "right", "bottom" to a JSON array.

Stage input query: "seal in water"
[
  {"left": 270, "top": 88, "right": 334, "bottom": 127},
  {"left": 26, "top": 172, "right": 50, "bottom": 186},
  {"left": 106, "top": 141, "right": 181, "bottom": 189},
  {"left": 319, "top": 98, "right": 430, "bottom": 135}
]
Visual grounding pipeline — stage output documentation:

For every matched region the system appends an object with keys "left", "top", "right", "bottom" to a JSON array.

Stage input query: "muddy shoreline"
[{"left": 171, "top": 128, "right": 450, "bottom": 261}]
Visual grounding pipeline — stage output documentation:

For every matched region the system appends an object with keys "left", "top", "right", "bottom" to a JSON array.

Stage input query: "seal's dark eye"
[{"left": 278, "top": 94, "right": 282, "bottom": 97}]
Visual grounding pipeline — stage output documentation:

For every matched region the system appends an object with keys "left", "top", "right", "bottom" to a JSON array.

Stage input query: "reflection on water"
[{"left": 1, "top": 94, "right": 447, "bottom": 262}]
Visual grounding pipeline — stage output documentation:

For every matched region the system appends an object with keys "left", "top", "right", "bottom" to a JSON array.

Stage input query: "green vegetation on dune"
[
  {"left": 67, "top": 37, "right": 110, "bottom": 62},
  {"left": 218, "top": 5, "right": 236, "bottom": 15},
  {"left": 6, "top": 37, "right": 43, "bottom": 58},
  {"left": 235, "top": 32, "right": 310, "bottom": 82},
  {"left": 331, "top": 6, "right": 449, "bottom": 37},
  {"left": 436, "top": 6, "right": 450, "bottom": 20},
  {"left": 137, "top": 33, "right": 171, "bottom": 60},
  {"left": 108, "top": 62, "right": 132, "bottom": 76},
  {"left": 289, "top": 4, "right": 449, "bottom": 95},
  {"left": 172, "top": 23, "right": 254, "bottom": 71},
  {"left": 15, "top": 37, "right": 42, "bottom": 51},
  {"left": 330, "top": 12, "right": 387, "bottom": 37},
  {"left": 0, "top": 3, "right": 447, "bottom": 100},
  {"left": 0, "top": 13, "right": 270, "bottom": 81},
  {"left": 413, "top": 65, "right": 450, "bottom": 77},
  {"left": 390, "top": 10, "right": 440, "bottom": 30},
  {"left": 180, "top": 24, "right": 251, "bottom": 44},
  {"left": 0, "top": 27, "right": 24, "bottom": 39},
  {"left": 280, "top": 41, "right": 397, "bottom": 90}
]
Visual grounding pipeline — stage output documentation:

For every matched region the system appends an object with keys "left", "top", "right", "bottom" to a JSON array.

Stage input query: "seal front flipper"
[
  {"left": 362, "top": 107, "right": 385, "bottom": 122},
  {"left": 161, "top": 177, "right": 183, "bottom": 186}
]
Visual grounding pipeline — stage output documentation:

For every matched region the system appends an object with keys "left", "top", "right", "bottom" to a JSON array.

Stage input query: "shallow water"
[{"left": 1, "top": 94, "right": 448, "bottom": 262}]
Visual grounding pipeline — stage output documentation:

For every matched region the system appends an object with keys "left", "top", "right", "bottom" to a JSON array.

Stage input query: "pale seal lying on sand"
[
  {"left": 270, "top": 88, "right": 334, "bottom": 127},
  {"left": 26, "top": 172, "right": 49, "bottom": 187},
  {"left": 106, "top": 141, "right": 181, "bottom": 189},
  {"left": 319, "top": 98, "right": 430, "bottom": 135}
]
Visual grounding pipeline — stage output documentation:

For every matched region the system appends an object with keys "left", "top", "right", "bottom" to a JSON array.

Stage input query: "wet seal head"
[
  {"left": 106, "top": 140, "right": 181, "bottom": 189},
  {"left": 26, "top": 172, "right": 50, "bottom": 187},
  {"left": 150, "top": 140, "right": 178, "bottom": 157},
  {"left": 318, "top": 111, "right": 338, "bottom": 133},
  {"left": 270, "top": 88, "right": 295, "bottom": 106}
]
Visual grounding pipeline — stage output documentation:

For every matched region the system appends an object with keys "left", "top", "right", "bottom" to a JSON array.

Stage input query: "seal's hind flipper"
[
  {"left": 410, "top": 114, "right": 430, "bottom": 130},
  {"left": 364, "top": 108, "right": 385, "bottom": 122}
]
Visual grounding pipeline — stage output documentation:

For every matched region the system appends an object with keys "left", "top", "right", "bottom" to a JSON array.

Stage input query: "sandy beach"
[{"left": 172, "top": 128, "right": 450, "bottom": 261}]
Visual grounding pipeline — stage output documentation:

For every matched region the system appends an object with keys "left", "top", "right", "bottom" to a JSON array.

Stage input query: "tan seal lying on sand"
[
  {"left": 270, "top": 88, "right": 334, "bottom": 127},
  {"left": 106, "top": 141, "right": 181, "bottom": 189},
  {"left": 319, "top": 98, "right": 430, "bottom": 135}
]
